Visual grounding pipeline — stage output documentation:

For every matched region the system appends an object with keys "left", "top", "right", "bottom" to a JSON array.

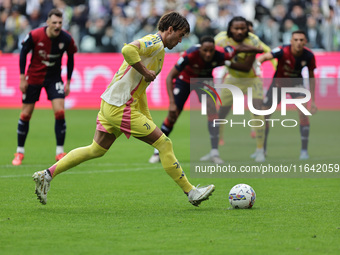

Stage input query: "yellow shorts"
[
  {"left": 96, "top": 99, "right": 156, "bottom": 139},
  {"left": 221, "top": 77, "right": 263, "bottom": 106}
]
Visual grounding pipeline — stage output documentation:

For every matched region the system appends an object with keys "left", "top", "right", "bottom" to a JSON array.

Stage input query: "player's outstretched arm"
[
  {"left": 257, "top": 52, "right": 274, "bottom": 64},
  {"left": 226, "top": 54, "right": 256, "bottom": 72},
  {"left": 121, "top": 41, "right": 156, "bottom": 82},
  {"left": 234, "top": 44, "right": 264, "bottom": 54}
]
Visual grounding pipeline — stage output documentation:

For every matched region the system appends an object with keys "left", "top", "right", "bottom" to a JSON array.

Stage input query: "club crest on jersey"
[
  {"left": 301, "top": 61, "right": 307, "bottom": 67},
  {"left": 59, "top": 43, "right": 64, "bottom": 49},
  {"left": 144, "top": 41, "right": 153, "bottom": 48}
]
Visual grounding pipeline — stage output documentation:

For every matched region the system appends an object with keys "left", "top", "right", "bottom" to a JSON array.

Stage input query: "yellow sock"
[
  {"left": 152, "top": 134, "right": 193, "bottom": 193},
  {"left": 252, "top": 114, "right": 265, "bottom": 149},
  {"left": 50, "top": 140, "right": 107, "bottom": 178}
]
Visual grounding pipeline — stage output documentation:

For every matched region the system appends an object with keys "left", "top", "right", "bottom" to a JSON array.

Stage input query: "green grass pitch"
[{"left": 0, "top": 109, "right": 339, "bottom": 255}]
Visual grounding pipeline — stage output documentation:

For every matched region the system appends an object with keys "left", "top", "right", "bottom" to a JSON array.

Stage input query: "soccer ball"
[{"left": 228, "top": 184, "right": 256, "bottom": 209}]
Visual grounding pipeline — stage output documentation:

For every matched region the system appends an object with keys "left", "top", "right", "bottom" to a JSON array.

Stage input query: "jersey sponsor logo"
[
  {"left": 42, "top": 60, "right": 56, "bottom": 67},
  {"left": 144, "top": 41, "right": 153, "bottom": 48},
  {"left": 39, "top": 50, "right": 60, "bottom": 66},
  {"left": 39, "top": 50, "right": 47, "bottom": 59},
  {"left": 48, "top": 54, "right": 61, "bottom": 58}
]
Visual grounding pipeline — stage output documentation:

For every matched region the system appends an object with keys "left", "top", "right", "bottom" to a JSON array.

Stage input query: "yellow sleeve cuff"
[{"left": 121, "top": 43, "right": 141, "bottom": 66}]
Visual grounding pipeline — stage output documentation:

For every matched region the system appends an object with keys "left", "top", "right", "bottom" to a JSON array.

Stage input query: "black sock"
[
  {"left": 208, "top": 121, "right": 219, "bottom": 149},
  {"left": 300, "top": 124, "right": 310, "bottom": 151},
  {"left": 161, "top": 122, "right": 173, "bottom": 137},
  {"left": 55, "top": 119, "right": 66, "bottom": 146},
  {"left": 264, "top": 122, "right": 269, "bottom": 153},
  {"left": 17, "top": 119, "right": 29, "bottom": 147}
]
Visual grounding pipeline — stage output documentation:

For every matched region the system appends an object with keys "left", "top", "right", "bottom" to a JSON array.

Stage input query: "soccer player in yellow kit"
[
  {"left": 214, "top": 16, "right": 266, "bottom": 162},
  {"left": 247, "top": 20, "right": 277, "bottom": 141},
  {"left": 32, "top": 12, "right": 215, "bottom": 206}
]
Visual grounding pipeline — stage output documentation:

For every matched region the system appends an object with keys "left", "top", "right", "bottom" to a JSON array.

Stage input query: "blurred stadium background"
[{"left": 1, "top": 0, "right": 340, "bottom": 53}]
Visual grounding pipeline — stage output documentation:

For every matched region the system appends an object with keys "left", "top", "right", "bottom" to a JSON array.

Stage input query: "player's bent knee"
[
  {"left": 55, "top": 110, "right": 65, "bottom": 120},
  {"left": 300, "top": 116, "right": 309, "bottom": 126},
  {"left": 153, "top": 135, "right": 177, "bottom": 165},
  {"left": 89, "top": 140, "right": 108, "bottom": 158},
  {"left": 152, "top": 134, "right": 173, "bottom": 153},
  {"left": 20, "top": 113, "right": 32, "bottom": 122}
]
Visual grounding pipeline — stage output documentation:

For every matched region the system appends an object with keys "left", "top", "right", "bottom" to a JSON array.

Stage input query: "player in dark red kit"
[
  {"left": 258, "top": 30, "right": 317, "bottom": 160},
  {"left": 12, "top": 9, "right": 77, "bottom": 166},
  {"left": 149, "top": 36, "right": 263, "bottom": 164}
]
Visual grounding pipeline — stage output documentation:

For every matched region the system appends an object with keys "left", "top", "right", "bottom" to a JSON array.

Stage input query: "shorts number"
[{"left": 55, "top": 82, "right": 64, "bottom": 94}]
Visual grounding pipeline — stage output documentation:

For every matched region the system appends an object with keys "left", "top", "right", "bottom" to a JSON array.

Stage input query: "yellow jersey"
[
  {"left": 101, "top": 33, "right": 164, "bottom": 107},
  {"left": 214, "top": 31, "right": 261, "bottom": 78}
]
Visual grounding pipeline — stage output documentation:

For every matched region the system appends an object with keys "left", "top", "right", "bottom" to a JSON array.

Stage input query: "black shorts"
[
  {"left": 23, "top": 79, "right": 65, "bottom": 104},
  {"left": 173, "top": 78, "right": 215, "bottom": 111},
  {"left": 263, "top": 80, "right": 306, "bottom": 107}
]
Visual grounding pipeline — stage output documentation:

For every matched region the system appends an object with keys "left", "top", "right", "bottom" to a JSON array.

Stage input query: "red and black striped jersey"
[
  {"left": 271, "top": 45, "right": 316, "bottom": 78},
  {"left": 20, "top": 26, "right": 77, "bottom": 84},
  {"left": 175, "top": 45, "right": 235, "bottom": 83}
]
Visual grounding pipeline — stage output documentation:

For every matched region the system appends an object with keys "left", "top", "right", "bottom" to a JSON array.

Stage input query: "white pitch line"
[
  {"left": 0, "top": 161, "right": 192, "bottom": 168},
  {"left": 0, "top": 163, "right": 192, "bottom": 178},
  {"left": 0, "top": 166, "right": 160, "bottom": 178},
  {"left": 0, "top": 162, "right": 161, "bottom": 168}
]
